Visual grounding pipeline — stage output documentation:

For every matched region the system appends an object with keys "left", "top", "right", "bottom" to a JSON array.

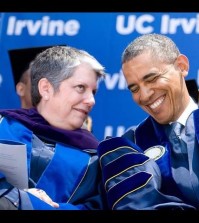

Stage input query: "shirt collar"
[{"left": 177, "top": 97, "right": 198, "bottom": 126}]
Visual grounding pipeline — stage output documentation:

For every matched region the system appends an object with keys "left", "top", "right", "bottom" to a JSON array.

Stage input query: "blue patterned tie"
[
  {"left": 173, "top": 122, "right": 182, "bottom": 137},
  {"left": 168, "top": 122, "right": 187, "bottom": 154}
]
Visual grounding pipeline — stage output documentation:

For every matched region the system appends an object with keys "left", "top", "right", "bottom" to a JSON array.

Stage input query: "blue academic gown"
[
  {"left": 98, "top": 109, "right": 199, "bottom": 210},
  {"left": 0, "top": 109, "right": 105, "bottom": 210}
]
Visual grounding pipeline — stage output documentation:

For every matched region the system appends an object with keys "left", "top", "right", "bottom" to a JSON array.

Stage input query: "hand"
[{"left": 24, "top": 188, "right": 59, "bottom": 208}]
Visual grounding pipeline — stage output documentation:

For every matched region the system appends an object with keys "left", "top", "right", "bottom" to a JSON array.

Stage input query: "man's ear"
[
  {"left": 16, "top": 82, "right": 25, "bottom": 96},
  {"left": 175, "top": 54, "right": 189, "bottom": 77}
]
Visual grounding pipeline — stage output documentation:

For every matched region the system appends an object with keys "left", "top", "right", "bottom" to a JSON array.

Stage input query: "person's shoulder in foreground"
[
  {"left": 0, "top": 45, "right": 108, "bottom": 210},
  {"left": 97, "top": 33, "right": 199, "bottom": 210}
]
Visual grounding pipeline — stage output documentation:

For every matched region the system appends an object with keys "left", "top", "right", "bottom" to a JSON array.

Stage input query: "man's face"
[{"left": 122, "top": 52, "right": 190, "bottom": 124}]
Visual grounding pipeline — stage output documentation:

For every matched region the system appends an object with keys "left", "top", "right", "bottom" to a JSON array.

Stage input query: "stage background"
[{"left": 0, "top": 12, "right": 199, "bottom": 140}]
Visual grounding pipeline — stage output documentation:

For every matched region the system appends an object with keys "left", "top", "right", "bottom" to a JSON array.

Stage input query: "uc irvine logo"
[
  {"left": 7, "top": 16, "right": 80, "bottom": 36},
  {"left": 116, "top": 14, "right": 199, "bottom": 35}
]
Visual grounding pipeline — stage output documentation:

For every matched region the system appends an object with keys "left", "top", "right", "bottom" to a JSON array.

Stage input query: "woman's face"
[
  {"left": 122, "top": 52, "right": 190, "bottom": 124},
  {"left": 40, "top": 63, "right": 98, "bottom": 130}
]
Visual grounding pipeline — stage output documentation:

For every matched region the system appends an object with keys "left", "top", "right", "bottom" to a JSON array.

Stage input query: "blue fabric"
[
  {"left": 0, "top": 113, "right": 104, "bottom": 210},
  {"left": 98, "top": 136, "right": 143, "bottom": 159},
  {"left": 36, "top": 144, "right": 89, "bottom": 202},
  {"left": 102, "top": 152, "right": 149, "bottom": 188},
  {"left": 0, "top": 108, "right": 99, "bottom": 149},
  {"left": 133, "top": 117, "right": 184, "bottom": 196},
  {"left": 98, "top": 110, "right": 199, "bottom": 209},
  {"left": 108, "top": 172, "right": 152, "bottom": 210}
]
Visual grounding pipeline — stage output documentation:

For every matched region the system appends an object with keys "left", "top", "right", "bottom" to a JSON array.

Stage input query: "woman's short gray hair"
[{"left": 30, "top": 46, "right": 105, "bottom": 106}]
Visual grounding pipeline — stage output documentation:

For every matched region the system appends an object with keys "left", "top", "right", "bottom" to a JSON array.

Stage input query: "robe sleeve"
[{"left": 97, "top": 137, "right": 196, "bottom": 210}]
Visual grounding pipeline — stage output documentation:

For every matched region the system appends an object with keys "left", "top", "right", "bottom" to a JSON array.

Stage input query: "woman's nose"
[{"left": 85, "top": 93, "right": 95, "bottom": 106}]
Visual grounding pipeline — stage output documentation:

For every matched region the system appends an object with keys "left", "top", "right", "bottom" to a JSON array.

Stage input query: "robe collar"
[{"left": 0, "top": 108, "right": 99, "bottom": 149}]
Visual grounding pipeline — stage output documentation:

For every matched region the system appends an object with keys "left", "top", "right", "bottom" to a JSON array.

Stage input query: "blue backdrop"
[{"left": 0, "top": 12, "right": 199, "bottom": 140}]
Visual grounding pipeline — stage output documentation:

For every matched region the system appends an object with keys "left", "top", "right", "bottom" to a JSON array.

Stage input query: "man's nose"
[{"left": 139, "top": 86, "right": 154, "bottom": 103}]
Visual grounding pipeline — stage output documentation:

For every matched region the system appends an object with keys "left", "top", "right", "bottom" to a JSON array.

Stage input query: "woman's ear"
[{"left": 38, "top": 78, "right": 51, "bottom": 100}]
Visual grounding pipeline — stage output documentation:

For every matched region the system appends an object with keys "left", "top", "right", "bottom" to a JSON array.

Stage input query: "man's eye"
[
  {"left": 130, "top": 86, "right": 139, "bottom": 93},
  {"left": 147, "top": 75, "right": 160, "bottom": 83}
]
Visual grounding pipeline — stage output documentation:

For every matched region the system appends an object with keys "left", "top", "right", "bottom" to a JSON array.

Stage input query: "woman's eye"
[{"left": 76, "top": 85, "right": 85, "bottom": 92}]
